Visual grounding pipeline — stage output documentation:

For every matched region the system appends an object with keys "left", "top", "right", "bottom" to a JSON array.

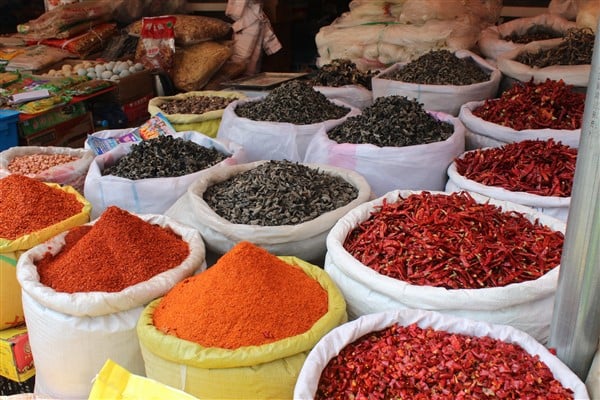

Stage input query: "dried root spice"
[
  {"left": 159, "top": 95, "right": 236, "bottom": 115},
  {"left": 307, "top": 59, "right": 377, "bottom": 90},
  {"left": 502, "top": 24, "right": 564, "bottom": 44},
  {"left": 317, "top": 323, "right": 574, "bottom": 399},
  {"left": 0, "top": 175, "right": 84, "bottom": 240},
  {"left": 515, "top": 28, "right": 594, "bottom": 67},
  {"left": 153, "top": 241, "right": 328, "bottom": 349},
  {"left": 36, "top": 206, "right": 190, "bottom": 293}
]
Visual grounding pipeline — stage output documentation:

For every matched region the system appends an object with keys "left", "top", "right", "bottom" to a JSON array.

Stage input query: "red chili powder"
[
  {"left": 0, "top": 174, "right": 84, "bottom": 240},
  {"left": 153, "top": 241, "right": 329, "bottom": 349},
  {"left": 36, "top": 206, "right": 190, "bottom": 293}
]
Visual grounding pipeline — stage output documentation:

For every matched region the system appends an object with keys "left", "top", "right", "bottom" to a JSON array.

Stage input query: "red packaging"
[{"left": 136, "top": 16, "right": 176, "bottom": 74}]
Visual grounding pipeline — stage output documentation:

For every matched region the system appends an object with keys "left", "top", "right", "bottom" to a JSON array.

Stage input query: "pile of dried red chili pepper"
[
  {"left": 454, "top": 139, "right": 577, "bottom": 197},
  {"left": 316, "top": 323, "right": 574, "bottom": 399},
  {"left": 343, "top": 191, "right": 564, "bottom": 289},
  {"left": 471, "top": 79, "right": 585, "bottom": 130}
]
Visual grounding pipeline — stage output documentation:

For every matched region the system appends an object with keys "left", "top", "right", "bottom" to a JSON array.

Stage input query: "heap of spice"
[
  {"left": 153, "top": 241, "right": 328, "bottom": 349},
  {"left": 0, "top": 174, "right": 84, "bottom": 240},
  {"left": 316, "top": 323, "right": 574, "bottom": 399},
  {"left": 515, "top": 28, "right": 594, "bottom": 67},
  {"left": 36, "top": 206, "right": 189, "bottom": 293},
  {"left": 472, "top": 79, "right": 585, "bottom": 130},
  {"left": 103, "top": 135, "right": 227, "bottom": 179},
  {"left": 455, "top": 139, "right": 577, "bottom": 197},
  {"left": 327, "top": 95, "right": 453, "bottom": 147},
  {"left": 344, "top": 191, "right": 564, "bottom": 289},
  {"left": 234, "top": 80, "right": 350, "bottom": 124},
  {"left": 203, "top": 160, "right": 358, "bottom": 226},
  {"left": 502, "top": 24, "right": 564, "bottom": 44},
  {"left": 380, "top": 50, "right": 490, "bottom": 85},
  {"left": 306, "top": 59, "right": 377, "bottom": 90},
  {"left": 7, "top": 153, "right": 79, "bottom": 175},
  {"left": 158, "top": 95, "right": 236, "bottom": 115}
]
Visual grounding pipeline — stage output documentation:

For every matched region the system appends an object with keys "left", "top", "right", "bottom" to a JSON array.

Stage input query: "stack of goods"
[{"left": 315, "top": 0, "right": 502, "bottom": 71}]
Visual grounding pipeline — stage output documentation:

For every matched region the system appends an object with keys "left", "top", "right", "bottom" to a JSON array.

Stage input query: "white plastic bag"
[
  {"left": 372, "top": 50, "right": 501, "bottom": 116},
  {"left": 459, "top": 100, "right": 581, "bottom": 149},
  {"left": 165, "top": 161, "right": 372, "bottom": 263},
  {"left": 324, "top": 190, "right": 566, "bottom": 343},
  {"left": 303, "top": 112, "right": 465, "bottom": 197},
  {"left": 216, "top": 98, "right": 359, "bottom": 162},
  {"left": 313, "top": 85, "right": 373, "bottom": 110},
  {"left": 294, "top": 309, "right": 590, "bottom": 399},
  {"left": 446, "top": 155, "right": 570, "bottom": 221},
  {"left": 84, "top": 132, "right": 245, "bottom": 219},
  {"left": 16, "top": 213, "right": 206, "bottom": 399}
]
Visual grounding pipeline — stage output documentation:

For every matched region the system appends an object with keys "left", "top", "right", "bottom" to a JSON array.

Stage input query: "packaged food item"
[
  {"left": 41, "top": 23, "right": 117, "bottom": 58},
  {"left": 136, "top": 16, "right": 176, "bottom": 74},
  {"left": 127, "top": 14, "right": 231, "bottom": 45},
  {"left": 172, "top": 41, "right": 232, "bottom": 92},
  {"left": 6, "top": 45, "right": 73, "bottom": 72}
]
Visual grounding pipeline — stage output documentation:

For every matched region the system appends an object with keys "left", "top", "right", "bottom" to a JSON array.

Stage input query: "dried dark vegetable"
[
  {"left": 327, "top": 96, "right": 453, "bottom": 147},
  {"left": 159, "top": 95, "right": 236, "bottom": 115},
  {"left": 380, "top": 50, "right": 490, "bottom": 85},
  {"left": 502, "top": 24, "right": 564, "bottom": 44},
  {"left": 306, "top": 59, "right": 377, "bottom": 90},
  {"left": 203, "top": 160, "right": 358, "bottom": 226},
  {"left": 103, "top": 135, "right": 227, "bottom": 179},
  {"left": 234, "top": 80, "right": 350, "bottom": 124},
  {"left": 515, "top": 28, "right": 594, "bottom": 67}
]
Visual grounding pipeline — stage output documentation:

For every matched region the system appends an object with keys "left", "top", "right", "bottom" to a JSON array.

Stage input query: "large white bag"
[
  {"left": 313, "top": 85, "right": 373, "bottom": 110},
  {"left": 587, "top": 344, "right": 600, "bottom": 399},
  {"left": 16, "top": 214, "right": 206, "bottom": 400},
  {"left": 459, "top": 100, "right": 581, "bottom": 150},
  {"left": 294, "top": 309, "right": 590, "bottom": 399},
  {"left": 324, "top": 190, "right": 565, "bottom": 343},
  {"left": 84, "top": 131, "right": 245, "bottom": 219},
  {"left": 303, "top": 112, "right": 465, "bottom": 197},
  {"left": 372, "top": 50, "right": 502, "bottom": 116},
  {"left": 446, "top": 155, "right": 571, "bottom": 221},
  {"left": 216, "top": 98, "right": 360, "bottom": 162},
  {"left": 165, "top": 161, "right": 372, "bottom": 263}
]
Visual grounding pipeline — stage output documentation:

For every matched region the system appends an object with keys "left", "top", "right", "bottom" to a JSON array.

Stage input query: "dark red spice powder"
[
  {"left": 0, "top": 174, "right": 84, "bottom": 240},
  {"left": 36, "top": 206, "right": 190, "bottom": 293}
]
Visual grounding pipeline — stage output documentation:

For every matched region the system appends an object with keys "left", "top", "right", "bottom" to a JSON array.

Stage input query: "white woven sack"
[
  {"left": 165, "top": 161, "right": 372, "bottom": 263},
  {"left": 496, "top": 41, "right": 591, "bottom": 88},
  {"left": 16, "top": 214, "right": 206, "bottom": 399},
  {"left": 459, "top": 100, "right": 581, "bottom": 149},
  {"left": 372, "top": 50, "right": 501, "bottom": 116},
  {"left": 304, "top": 112, "right": 465, "bottom": 197},
  {"left": 313, "top": 85, "right": 373, "bottom": 110},
  {"left": 478, "top": 13, "right": 576, "bottom": 60},
  {"left": 294, "top": 309, "right": 590, "bottom": 399},
  {"left": 446, "top": 156, "right": 570, "bottom": 221},
  {"left": 84, "top": 131, "right": 245, "bottom": 219},
  {"left": 0, "top": 146, "right": 94, "bottom": 193},
  {"left": 324, "top": 190, "right": 566, "bottom": 343},
  {"left": 587, "top": 344, "right": 600, "bottom": 399},
  {"left": 216, "top": 98, "right": 360, "bottom": 162}
]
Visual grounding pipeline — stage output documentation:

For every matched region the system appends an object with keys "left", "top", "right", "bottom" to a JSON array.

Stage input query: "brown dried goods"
[
  {"left": 8, "top": 154, "right": 79, "bottom": 175},
  {"left": 127, "top": 15, "right": 231, "bottom": 45},
  {"left": 159, "top": 96, "right": 236, "bottom": 115}
]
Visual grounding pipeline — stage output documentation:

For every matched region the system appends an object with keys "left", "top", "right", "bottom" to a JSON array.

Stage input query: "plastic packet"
[{"left": 136, "top": 16, "right": 176, "bottom": 73}]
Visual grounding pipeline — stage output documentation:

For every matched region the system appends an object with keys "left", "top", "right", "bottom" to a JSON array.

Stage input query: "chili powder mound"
[
  {"left": 36, "top": 206, "right": 190, "bottom": 293},
  {"left": 0, "top": 174, "right": 84, "bottom": 240},
  {"left": 153, "top": 241, "right": 329, "bottom": 349}
]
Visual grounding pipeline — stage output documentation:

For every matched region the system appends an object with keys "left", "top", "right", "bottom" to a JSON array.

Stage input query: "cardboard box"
[
  {"left": 117, "top": 69, "right": 154, "bottom": 105},
  {"left": 122, "top": 93, "right": 153, "bottom": 127},
  {"left": 0, "top": 325, "right": 35, "bottom": 382},
  {"left": 19, "top": 101, "right": 87, "bottom": 137},
  {"left": 20, "top": 112, "right": 94, "bottom": 147}
]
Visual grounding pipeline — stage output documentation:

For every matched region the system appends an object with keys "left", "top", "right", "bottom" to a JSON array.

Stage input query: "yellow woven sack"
[
  {"left": 137, "top": 256, "right": 347, "bottom": 400},
  {"left": 148, "top": 91, "right": 246, "bottom": 137},
  {"left": 0, "top": 183, "right": 91, "bottom": 328},
  {"left": 89, "top": 359, "right": 199, "bottom": 400}
]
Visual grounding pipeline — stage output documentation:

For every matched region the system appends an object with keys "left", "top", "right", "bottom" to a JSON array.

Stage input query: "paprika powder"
[
  {"left": 36, "top": 206, "right": 190, "bottom": 293},
  {"left": 153, "top": 241, "right": 329, "bottom": 349},
  {"left": 0, "top": 174, "right": 84, "bottom": 240}
]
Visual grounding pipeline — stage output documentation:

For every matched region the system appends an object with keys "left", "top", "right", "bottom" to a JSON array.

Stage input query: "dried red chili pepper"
[
  {"left": 344, "top": 191, "right": 564, "bottom": 289},
  {"left": 316, "top": 323, "right": 574, "bottom": 399},
  {"left": 472, "top": 79, "right": 585, "bottom": 130},
  {"left": 455, "top": 139, "right": 577, "bottom": 197}
]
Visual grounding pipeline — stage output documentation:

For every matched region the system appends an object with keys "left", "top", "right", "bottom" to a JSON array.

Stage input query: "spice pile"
[
  {"left": 455, "top": 139, "right": 577, "bottom": 197},
  {"left": 344, "top": 191, "right": 564, "bottom": 289},
  {"left": 234, "top": 80, "right": 350, "bottom": 124},
  {"left": 502, "top": 24, "right": 564, "bottom": 44},
  {"left": 472, "top": 79, "right": 585, "bottom": 130},
  {"left": 316, "top": 323, "right": 574, "bottom": 399},
  {"left": 515, "top": 28, "right": 594, "bottom": 67},
  {"left": 158, "top": 95, "right": 236, "bottom": 115},
  {"left": 306, "top": 59, "right": 376, "bottom": 90},
  {"left": 0, "top": 174, "right": 84, "bottom": 240},
  {"left": 7, "top": 153, "right": 79, "bottom": 175},
  {"left": 36, "top": 206, "right": 190, "bottom": 293},
  {"left": 203, "top": 160, "right": 358, "bottom": 226},
  {"left": 153, "top": 241, "right": 328, "bottom": 349},
  {"left": 103, "top": 135, "right": 227, "bottom": 179},
  {"left": 380, "top": 50, "right": 490, "bottom": 86},
  {"left": 328, "top": 96, "right": 453, "bottom": 147}
]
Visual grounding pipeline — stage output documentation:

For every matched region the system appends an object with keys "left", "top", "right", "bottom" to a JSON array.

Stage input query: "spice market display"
[{"left": 0, "top": 0, "right": 598, "bottom": 399}]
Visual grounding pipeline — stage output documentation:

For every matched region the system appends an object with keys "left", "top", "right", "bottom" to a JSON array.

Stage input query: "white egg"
[
  {"left": 110, "top": 74, "right": 120, "bottom": 81},
  {"left": 134, "top": 63, "right": 144, "bottom": 71},
  {"left": 128, "top": 66, "right": 137, "bottom": 74},
  {"left": 86, "top": 71, "right": 97, "bottom": 79},
  {"left": 106, "top": 61, "right": 115, "bottom": 71},
  {"left": 101, "top": 70, "right": 113, "bottom": 79},
  {"left": 61, "top": 64, "right": 72, "bottom": 71},
  {"left": 77, "top": 68, "right": 88, "bottom": 76},
  {"left": 119, "top": 69, "right": 131, "bottom": 78},
  {"left": 82, "top": 61, "right": 92, "bottom": 68},
  {"left": 94, "top": 64, "right": 106, "bottom": 74},
  {"left": 87, "top": 67, "right": 96, "bottom": 73}
]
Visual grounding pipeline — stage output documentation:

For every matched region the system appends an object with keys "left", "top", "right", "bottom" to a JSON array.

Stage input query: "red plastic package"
[{"left": 136, "top": 15, "right": 176, "bottom": 74}]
